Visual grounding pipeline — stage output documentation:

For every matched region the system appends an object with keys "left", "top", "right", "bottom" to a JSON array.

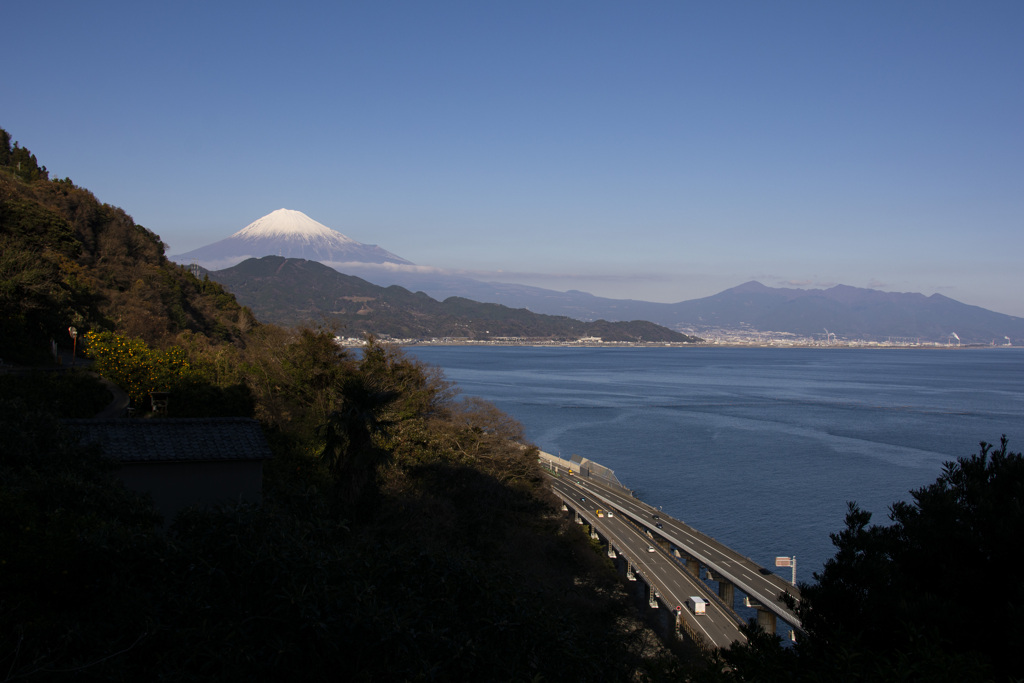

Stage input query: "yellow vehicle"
[{"left": 596, "top": 509, "right": 605, "bottom": 517}]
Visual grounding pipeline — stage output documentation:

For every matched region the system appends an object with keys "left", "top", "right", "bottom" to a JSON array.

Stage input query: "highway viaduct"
[{"left": 540, "top": 451, "right": 802, "bottom": 650}]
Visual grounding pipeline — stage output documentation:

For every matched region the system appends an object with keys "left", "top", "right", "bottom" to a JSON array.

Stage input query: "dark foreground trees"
[
  {"left": 1, "top": 127, "right": 680, "bottom": 680},
  {"left": 1, "top": 339, "right": 678, "bottom": 681},
  {"left": 720, "top": 437, "right": 1024, "bottom": 682}
]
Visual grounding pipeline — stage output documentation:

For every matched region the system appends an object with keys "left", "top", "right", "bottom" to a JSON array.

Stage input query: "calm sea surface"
[{"left": 405, "top": 346, "right": 1024, "bottom": 579}]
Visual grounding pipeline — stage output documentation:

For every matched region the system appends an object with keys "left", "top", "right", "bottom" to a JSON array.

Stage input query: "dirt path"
[
  {"left": 2, "top": 349, "right": 130, "bottom": 418},
  {"left": 93, "top": 376, "right": 130, "bottom": 418}
]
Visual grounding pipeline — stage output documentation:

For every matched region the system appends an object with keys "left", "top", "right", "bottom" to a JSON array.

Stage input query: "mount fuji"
[
  {"left": 177, "top": 210, "right": 1024, "bottom": 344},
  {"left": 171, "top": 209, "right": 413, "bottom": 271}
]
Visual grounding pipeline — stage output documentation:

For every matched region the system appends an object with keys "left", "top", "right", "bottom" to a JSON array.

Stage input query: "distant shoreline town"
[{"left": 335, "top": 332, "right": 1014, "bottom": 349}]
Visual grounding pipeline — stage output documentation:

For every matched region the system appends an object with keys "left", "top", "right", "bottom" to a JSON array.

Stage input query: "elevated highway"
[
  {"left": 541, "top": 451, "right": 802, "bottom": 642},
  {"left": 550, "top": 476, "right": 746, "bottom": 650}
]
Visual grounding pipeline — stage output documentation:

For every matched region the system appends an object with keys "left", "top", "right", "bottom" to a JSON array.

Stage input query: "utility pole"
[{"left": 68, "top": 326, "right": 77, "bottom": 367}]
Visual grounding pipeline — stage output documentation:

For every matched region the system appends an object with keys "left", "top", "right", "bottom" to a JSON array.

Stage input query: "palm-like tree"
[{"left": 321, "top": 373, "right": 398, "bottom": 508}]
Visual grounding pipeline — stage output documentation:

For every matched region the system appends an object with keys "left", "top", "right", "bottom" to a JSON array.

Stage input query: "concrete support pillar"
[
  {"left": 718, "top": 580, "right": 735, "bottom": 608},
  {"left": 683, "top": 554, "right": 700, "bottom": 579},
  {"left": 757, "top": 609, "right": 777, "bottom": 634}
]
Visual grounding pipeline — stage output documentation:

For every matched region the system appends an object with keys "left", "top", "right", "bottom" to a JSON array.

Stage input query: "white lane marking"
[
  {"left": 548, "top": 479, "right": 770, "bottom": 638},
  {"left": 585, "top": 511, "right": 742, "bottom": 645}
]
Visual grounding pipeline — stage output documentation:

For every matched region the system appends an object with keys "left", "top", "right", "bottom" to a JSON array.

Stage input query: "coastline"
[{"left": 382, "top": 339, "right": 1014, "bottom": 350}]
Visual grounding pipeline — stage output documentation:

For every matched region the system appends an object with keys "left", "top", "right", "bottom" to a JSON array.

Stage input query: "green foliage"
[
  {"left": 0, "top": 129, "right": 49, "bottom": 182},
  {"left": 0, "top": 238, "right": 67, "bottom": 362},
  {"left": 359, "top": 336, "right": 453, "bottom": 419},
  {"left": 321, "top": 371, "right": 397, "bottom": 509},
  {"left": 170, "top": 381, "right": 255, "bottom": 418},
  {"left": 210, "top": 255, "right": 699, "bottom": 342},
  {"left": 1, "top": 126, "right": 253, "bottom": 359},
  {"left": 317, "top": 337, "right": 458, "bottom": 510},
  {"left": 0, "top": 185, "right": 96, "bottom": 361},
  {"left": 1, "top": 339, "right": 677, "bottom": 681},
  {"left": 0, "top": 127, "right": 683, "bottom": 680},
  {"left": 219, "top": 325, "right": 353, "bottom": 435},
  {"left": 84, "top": 330, "right": 199, "bottom": 406},
  {"left": 0, "top": 399, "right": 163, "bottom": 679},
  {"left": 0, "top": 370, "right": 111, "bottom": 418},
  {"left": 0, "top": 196, "right": 78, "bottom": 256},
  {"left": 721, "top": 437, "right": 1024, "bottom": 682}
]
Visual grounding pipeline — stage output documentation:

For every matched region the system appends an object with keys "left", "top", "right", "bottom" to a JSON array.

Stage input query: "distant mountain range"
[
  {"left": 175, "top": 209, "right": 1024, "bottom": 345},
  {"left": 648, "top": 281, "right": 1024, "bottom": 344},
  {"left": 208, "top": 256, "right": 699, "bottom": 343}
]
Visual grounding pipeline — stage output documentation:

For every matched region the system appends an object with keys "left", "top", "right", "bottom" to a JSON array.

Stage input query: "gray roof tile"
[{"left": 62, "top": 418, "right": 273, "bottom": 463}]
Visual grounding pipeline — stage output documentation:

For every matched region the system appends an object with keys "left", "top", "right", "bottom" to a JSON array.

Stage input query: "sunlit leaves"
[{"left": 84, "top": 331, "right": 198, "bottom": 407}]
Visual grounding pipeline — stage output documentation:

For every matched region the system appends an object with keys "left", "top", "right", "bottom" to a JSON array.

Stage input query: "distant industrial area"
[
  {"left": 177, "top": 210, "right": 1024, "bottom": 348},
  {"left": 336, "top": 329, "right": 1014, "bottom": 349}
]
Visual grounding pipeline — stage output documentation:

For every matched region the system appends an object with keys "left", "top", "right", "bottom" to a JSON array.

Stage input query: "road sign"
[
  {"left": 776, "top": 556, "right": 797, "bottom": 585},
  {"left": 67, "top": 326, "right": 78, "bottom": 367}
]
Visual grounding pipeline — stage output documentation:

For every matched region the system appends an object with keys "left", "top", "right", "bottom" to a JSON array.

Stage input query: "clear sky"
[{"left": 5, "top": 1, "right": 1023, "bottom": 315}]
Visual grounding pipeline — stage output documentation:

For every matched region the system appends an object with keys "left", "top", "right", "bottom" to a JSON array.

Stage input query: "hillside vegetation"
[
  {"left": 208, "top": 255, "right": 701, "bottom": 342},
  {"left": 0, "top": 129, "right": 252, "bottom": 364},
  {"left": 5, "top": 128, "right": 1020, "bottom": 682},
  {"left": 0, "top": 128, "right": 682, "bottom": 680}
]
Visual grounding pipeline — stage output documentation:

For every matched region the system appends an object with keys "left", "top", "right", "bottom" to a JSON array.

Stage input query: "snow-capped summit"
[
  {"left": 232, "top": 208, "right": 357, "bottom": 244},
  {"left": 172, "top": 209, "right": 413, "bottom": 271}
]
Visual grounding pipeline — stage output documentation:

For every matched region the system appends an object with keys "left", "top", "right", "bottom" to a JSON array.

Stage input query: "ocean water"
[{"left": 405, "top": 346, "right": 1024, "bottom": 579}]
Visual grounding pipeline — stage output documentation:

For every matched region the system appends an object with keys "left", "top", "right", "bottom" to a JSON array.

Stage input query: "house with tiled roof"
[{"left": 63, "top": 417, "right": 273, "bottom": 523}]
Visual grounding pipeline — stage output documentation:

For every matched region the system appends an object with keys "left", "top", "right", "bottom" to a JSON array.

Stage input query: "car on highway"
[
  {"left": 655, "top": 522, "right": 663, "bottom": 529},
  {"left": 580, "top": 497, "right": 586, "bottom": 502},
  {"left": 652, "top": 514, "right": 660, "bottom": 520},
  {"left": 647, "top": 545, "right": 655, "bottom": 553}
]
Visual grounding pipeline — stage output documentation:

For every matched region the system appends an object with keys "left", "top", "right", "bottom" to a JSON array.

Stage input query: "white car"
[{"left": 647, "top": 545, "right": 655, "bottom": 553}]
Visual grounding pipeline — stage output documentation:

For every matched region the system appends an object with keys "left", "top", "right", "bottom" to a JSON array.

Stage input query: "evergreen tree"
[
  {"left": 722, "top": 437, "right": 1023, "bottom": 682},
  {"left": 0, "top": 128, "right": 11, "bottom": 166}
]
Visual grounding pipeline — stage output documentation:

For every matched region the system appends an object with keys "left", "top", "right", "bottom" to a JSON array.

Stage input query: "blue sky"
[{"left": 5, "top": 1, "right": 1024, "bottom": 315}]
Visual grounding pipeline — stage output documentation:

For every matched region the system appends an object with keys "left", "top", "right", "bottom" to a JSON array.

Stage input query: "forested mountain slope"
[
  {"left": 1, "top": 128, "right": 252, "bottom": 363},
  {"left": 211, "top": 255, "right": 700, "bottom": 342},
  {"left": 0, "top": 128, "right": 683, "bottom": 680}
]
